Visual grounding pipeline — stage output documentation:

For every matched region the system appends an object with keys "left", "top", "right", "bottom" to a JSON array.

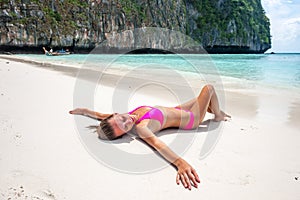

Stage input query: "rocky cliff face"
[{"left": 0, "top": 0, "right": 271, "bottom": 53}]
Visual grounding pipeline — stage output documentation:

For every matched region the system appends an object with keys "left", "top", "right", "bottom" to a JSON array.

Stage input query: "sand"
[{"left": 0, "top": 55, "right": 299, "bottom": 200}]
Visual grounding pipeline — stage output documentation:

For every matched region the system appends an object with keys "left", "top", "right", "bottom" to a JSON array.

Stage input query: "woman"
[{"left": 69, "top": 84, "right": 230, "bottom": 190}]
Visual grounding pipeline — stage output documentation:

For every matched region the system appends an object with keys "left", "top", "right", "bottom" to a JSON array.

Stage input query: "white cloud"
[
  {"left": 275, "top": 17, "right": 300, "bottom": 42},
  {"left": 262, "top": 0, "right": 300, "bottom": 52},
  {"left": 284, "top": 18, "right": 300, "bottom": 40},
  {"left": 262, "top": 0, "right": 283, "bottom": 7},
  {"left": 262, "top": 0, "right": 292, "bottom": 17},
  {"left": 262, "top": 0, "right": 294, "bottom": 6}
]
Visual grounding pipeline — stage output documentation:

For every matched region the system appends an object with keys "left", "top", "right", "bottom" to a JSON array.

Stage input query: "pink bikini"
[
  {"left": 129, "top": 106, "right": 164, "bottom": 126},
  {"left": 128, "top": 106, "right": 195, "bottom": 130},
  {"left": 175, "top": 107, "right": 195, "bottom": 130}
]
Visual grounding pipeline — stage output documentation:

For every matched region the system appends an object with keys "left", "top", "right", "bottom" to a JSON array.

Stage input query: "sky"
[{"left": 261, "top": 0, "right": 300, "bottom": 52}]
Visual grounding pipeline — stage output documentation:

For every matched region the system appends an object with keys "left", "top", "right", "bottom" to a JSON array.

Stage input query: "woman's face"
[{"left": 108, "top": 113, "right": 137, "bottom": 137}]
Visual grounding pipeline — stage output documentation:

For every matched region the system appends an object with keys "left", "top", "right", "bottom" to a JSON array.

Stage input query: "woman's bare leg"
[
  {"left": 191, "top": 84, "right": 230, "bottom": 124},
  {"left": 175, "top": 91, "right": 214, "bottom": 114},
  {"left": 175, "top": 98, "right": 197, "bottom": 110}
]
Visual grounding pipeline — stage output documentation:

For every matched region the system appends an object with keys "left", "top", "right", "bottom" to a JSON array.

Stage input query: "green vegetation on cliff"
[
  {"left": 188, "top": 0, "right": 270, "bottom": 47},
  {"left": 0, "top": 0, "right": 271, "bottom": 53}
]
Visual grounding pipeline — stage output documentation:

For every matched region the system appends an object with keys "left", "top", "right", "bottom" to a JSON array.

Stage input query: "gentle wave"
[{"left": 15, "top": 53, "right": 300, "bottom": 92}]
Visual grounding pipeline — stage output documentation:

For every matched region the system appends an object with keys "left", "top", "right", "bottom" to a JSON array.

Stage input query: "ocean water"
[{"left": 16, "top": 53, "right": 300, "bottom": 92}]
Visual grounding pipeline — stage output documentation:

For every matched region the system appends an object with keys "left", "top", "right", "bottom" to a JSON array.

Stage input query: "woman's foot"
[{"left": 214, "top": 111, "right": 231, "bottom": 122}]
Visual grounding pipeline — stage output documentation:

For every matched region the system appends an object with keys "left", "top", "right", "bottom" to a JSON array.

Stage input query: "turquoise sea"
[{"left": 16, "top": 53, "right": 300, "bottom": 92}]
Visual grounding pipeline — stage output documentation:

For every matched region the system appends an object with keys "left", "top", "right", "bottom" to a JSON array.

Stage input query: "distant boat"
[
  {"left": 43, "top": 47, "right": 71, "bottom": 56},
  {"left": 45, "top": 51, "right": 71, "bottom": 56}
]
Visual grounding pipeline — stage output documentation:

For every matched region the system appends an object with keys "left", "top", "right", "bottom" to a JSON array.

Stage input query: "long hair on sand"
[
  {"left": 87, "top": 115, "right": 122, "bottom": 140},
  {"left": 98, "top": 115, "right": 117, "bottom": 140}
]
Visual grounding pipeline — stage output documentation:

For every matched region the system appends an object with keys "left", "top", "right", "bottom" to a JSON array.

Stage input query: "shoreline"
[
  {"left": 2, "top": 54, "right": 300, "bottom": 93},
  {"left": 1, "top": 54, "right": 300, "bottom": 128},
  {"left": 0, "top": 45, "right": 270, "bottom": 55}
]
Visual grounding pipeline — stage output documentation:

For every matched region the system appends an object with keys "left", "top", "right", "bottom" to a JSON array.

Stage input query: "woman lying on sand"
[{"left": 69, "top": 84, "right": 230, "bottom": 190}]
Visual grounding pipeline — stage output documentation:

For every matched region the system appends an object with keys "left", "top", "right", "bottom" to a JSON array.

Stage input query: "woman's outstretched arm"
[
  {"left": 137, "top": 126, "right": 200, "bottom": 190},
  {"left": 69, "top": 108, "right": 111, "bottom": 120}
]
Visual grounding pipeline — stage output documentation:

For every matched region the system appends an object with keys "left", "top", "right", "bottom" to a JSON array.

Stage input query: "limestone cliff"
[{"left": 0, "top": 0, "right": 271, "bottom": 53}]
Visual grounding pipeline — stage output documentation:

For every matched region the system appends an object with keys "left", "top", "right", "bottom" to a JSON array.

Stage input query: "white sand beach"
[{"left": 0, "top": 55, "right": 299, "bottom": 200}]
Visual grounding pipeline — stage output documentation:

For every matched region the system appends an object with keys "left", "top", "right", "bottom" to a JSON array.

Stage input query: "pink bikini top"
[
  {"left": 128, "top": 106, "right": 164, "bottom": 126},
  {"left": 128, "top": 106, "right": 195, "bottom": 130}
]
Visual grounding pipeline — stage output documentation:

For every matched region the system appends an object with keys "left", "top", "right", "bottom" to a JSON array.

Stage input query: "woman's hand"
[
  {"left": 69, "top": 108, "right": 110, "bottom": 120},
  {"left": 69, "top": 108, "right": 87, "bottom": 115},
  {"left": 174, "top": 158, "right": 200, "bottom": 190},
  {"left": 138, "top": 131, "right": 200, "bottom": 190}
]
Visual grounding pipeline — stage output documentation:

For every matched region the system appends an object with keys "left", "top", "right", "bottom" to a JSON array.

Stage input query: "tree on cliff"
[{"left": 0, "top": 0, "right": 271, "bottom": 53}]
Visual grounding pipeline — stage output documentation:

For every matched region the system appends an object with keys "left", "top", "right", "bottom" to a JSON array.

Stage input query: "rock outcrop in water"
[{"left": 0, "top": 0, "right": 271, "bottom": 54}]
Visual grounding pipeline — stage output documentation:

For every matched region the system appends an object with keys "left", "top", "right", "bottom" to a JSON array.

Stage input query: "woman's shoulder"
[{"left": 135, "top": 125, "right": 156, "bottom": 138}]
